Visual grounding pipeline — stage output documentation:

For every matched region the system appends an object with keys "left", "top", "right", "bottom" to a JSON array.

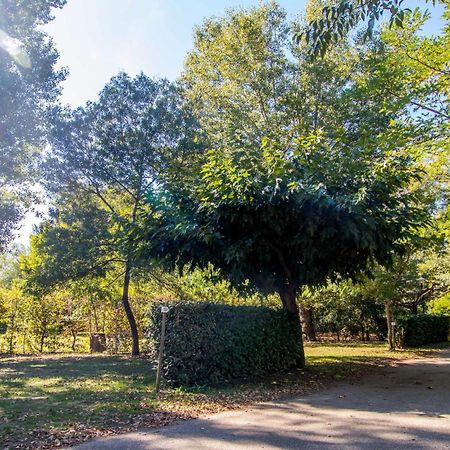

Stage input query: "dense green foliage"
[
  {"left": 150, "top": 302, "right": 302, "bottom": 386},
  {"left": 400, "top": 314, "right": 449, "bottom": 347},
  {"left": 299, "top": 0, "right": 446, "bottom": 58},
  {"left": 302, "top": 282, "right": 387, "bottom": 340},
  {"left": 429, "top": 294, "right": 450, "bottom": 316}
]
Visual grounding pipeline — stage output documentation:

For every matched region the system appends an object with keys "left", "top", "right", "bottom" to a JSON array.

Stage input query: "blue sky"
[
  {"left": 45, "top": 0, "right": 304, "bottom": 106},
  {"left": 45, "top": 0, "right": 446, "bottom": 107}
]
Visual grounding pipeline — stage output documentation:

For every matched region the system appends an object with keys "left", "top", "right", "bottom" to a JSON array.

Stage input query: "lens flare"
[{"left": 0, "top": 28, "right": 31, "bottom": 68}]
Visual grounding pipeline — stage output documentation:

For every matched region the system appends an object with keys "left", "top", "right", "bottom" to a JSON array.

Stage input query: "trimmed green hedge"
[
  {"left": 149, "top": 302, "right": 302, "bottom": 386},
  {"left": 400, "top": 314, "right": 449, "bottom": 347}
]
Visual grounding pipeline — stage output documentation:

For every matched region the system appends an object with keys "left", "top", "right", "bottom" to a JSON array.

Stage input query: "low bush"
[
  {"left": 399, "top": 314, "right": 449, "bottom": 347},
  {"left": 149, "top": 302, "right": 302, "bottom": 386}
]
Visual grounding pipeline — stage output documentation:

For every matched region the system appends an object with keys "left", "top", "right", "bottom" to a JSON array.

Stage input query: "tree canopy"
[
  {"left": 41, "top": 72, "right": 200, "bottom": 355},
  {"left": 0, "top": 0, "right": 66, "bottom": 250}
]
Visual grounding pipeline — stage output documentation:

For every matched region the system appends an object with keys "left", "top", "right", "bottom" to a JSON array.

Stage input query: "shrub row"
[
  {"left": 399, "top": 314, "right": 449, "bottom": 347},
  {"left": 149, "top": 302, "right": 302, "bottom": 386}
]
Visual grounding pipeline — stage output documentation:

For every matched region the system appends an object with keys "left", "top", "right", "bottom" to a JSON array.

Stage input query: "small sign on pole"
[
  {"left": 391, "top": 321, "right": 396, "bottom": 350},
  {"left": 155, "top": 306, "right": 169, "bottom": 393}
]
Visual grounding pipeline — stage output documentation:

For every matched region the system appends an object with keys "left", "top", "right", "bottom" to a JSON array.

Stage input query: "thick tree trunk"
[
  {"left": 279, "top": 284, "right": 306, "bottom": 369},
  {"left": 300, "top": 304, "right": 317, "bottom": 341},
  {"left": 385, "top": 300, "right": 395, "bottom": 350},
  {"left": 122, "top": 262, "right": 140, "bottom": 356}
]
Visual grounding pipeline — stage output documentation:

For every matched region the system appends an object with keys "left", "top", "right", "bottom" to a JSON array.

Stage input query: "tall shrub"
[
  {"left": 150, "top": 302, "right": 302, "bottom": 386},
  {"left": 400, "top": 315, "right": 449, "bottom": 347}
]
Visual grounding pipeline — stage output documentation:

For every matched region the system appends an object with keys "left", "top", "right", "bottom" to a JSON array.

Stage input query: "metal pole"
[{"left": 155, "top": 306, "right": 168, "bottom": 392}]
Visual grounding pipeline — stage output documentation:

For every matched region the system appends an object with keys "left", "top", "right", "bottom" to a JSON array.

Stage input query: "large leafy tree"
[
  {"left": 46, "top": 72, "right": 199, "bottom": 355},
  {"left": 142, "top": 135, "right": 424, "bottom": 307},
  {"left": 137, "top": 3, "right": 430, "bottom": 366},
  {"left": 0, "top": 0, "right": 66, "bottom": 250},
  {"left": 375, "top": 7, "right": 450, "bottom": 212}
]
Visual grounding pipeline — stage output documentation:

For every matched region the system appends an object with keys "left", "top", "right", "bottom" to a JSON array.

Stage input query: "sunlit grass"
[{"left": 305, "top": 341, "right": 448, "bottom": 363}]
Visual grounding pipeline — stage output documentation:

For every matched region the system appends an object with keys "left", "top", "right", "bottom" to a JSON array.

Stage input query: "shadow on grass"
[
  {"left": 0, "top": 354, "right": 155, "bottom": 380},
  {"left": 0, "top": 355, "right": 167, "bottom": 449}
]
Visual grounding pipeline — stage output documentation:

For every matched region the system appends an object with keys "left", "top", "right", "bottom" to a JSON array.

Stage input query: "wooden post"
[
  {"left": 391, "top": 320, "right": 396, "bottom": 351},
  {"left": 155, "top": 306, "right": 169, "bottom": 393}
]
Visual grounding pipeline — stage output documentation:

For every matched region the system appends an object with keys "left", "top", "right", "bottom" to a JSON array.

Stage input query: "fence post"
[{"left": 155, "top": 306, "right": 169, "bottom": 393}]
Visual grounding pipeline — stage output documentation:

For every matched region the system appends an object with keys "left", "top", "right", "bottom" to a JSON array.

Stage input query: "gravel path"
[{"left": 73, "top": 349, "right": 450, "bottom": 449}]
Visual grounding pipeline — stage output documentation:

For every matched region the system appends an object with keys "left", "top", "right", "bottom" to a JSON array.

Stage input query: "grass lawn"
[{"left": 1, "top": 342, "right": 448, "bottom": 449}]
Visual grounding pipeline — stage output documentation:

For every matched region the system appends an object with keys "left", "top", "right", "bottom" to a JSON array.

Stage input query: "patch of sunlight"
[
  {"left": 0, "top": 368, "right": 23, "bottom": 377},
  {"left": 24, "top": 377, "right": 65, "bottom": 389},
  {"left": 9, "top": 395, "right": 48, "bottom": 400}
]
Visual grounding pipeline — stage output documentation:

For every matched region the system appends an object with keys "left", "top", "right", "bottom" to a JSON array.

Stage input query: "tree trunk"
[
  {"left": 90, "top": 296, "right": 100, "bottom": 333},
  {"left": 385, "top": 300, "right": 395, "bottom": 350},
  {"left": 335, "top": 328, "right": 340, "bottom": 341},
  {"left": 8, "top": 312, "right": 15, "bottom": 354},
  {"left": 279, "top": 284, "right": 306, "bottom": 368},
  {"left": 39, "top": 332, "right": 45, "bottom": 353},
  {"left": 299, "top": 304, "right": 317, "bottom": 341},
  {"left": 122, "top": 262, "right": 140, "bottom": 356},
  {"left": 8, "top": 333, "right": 14, "bottom": 354},
  {"left": 71, "top": 329, "right": 77, "bottom": 352}
]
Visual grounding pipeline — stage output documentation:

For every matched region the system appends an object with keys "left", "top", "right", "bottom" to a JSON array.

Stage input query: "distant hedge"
[
  {"left": 400, "top": 314, "right": 449, "bottom": 347},
  {"left": 149, "top": 302, "right": 302, "bottom": 386}
]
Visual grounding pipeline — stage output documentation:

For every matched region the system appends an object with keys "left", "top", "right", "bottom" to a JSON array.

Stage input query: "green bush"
[
  {"left": 399, "top": 314, "right": 449, "bottom": 347},
  {"left": 149, "top": 302, "right": 302, "bottom": 386},
  {"left": 429, "top": 294, "right": 450, "bottom": 316}
]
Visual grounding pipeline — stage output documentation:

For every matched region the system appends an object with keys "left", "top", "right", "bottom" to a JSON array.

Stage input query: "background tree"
[
  {"left": 0, "top": 247, "right": 25, "bottom": 353},
  {"left": 45, "top": 72, "right": 199, "bottom": 355},
  {"left": 301, "top": 281, "right": 386, "bottom": 341},
  {"left": 0, "top": 0, "right": 66, "bottom": 250},
  {"left": 21, "top": 194, "right": 114, "bottom": 290},
  {"left": 182, "top": 3, "right": 297, "bottom": 149}
]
